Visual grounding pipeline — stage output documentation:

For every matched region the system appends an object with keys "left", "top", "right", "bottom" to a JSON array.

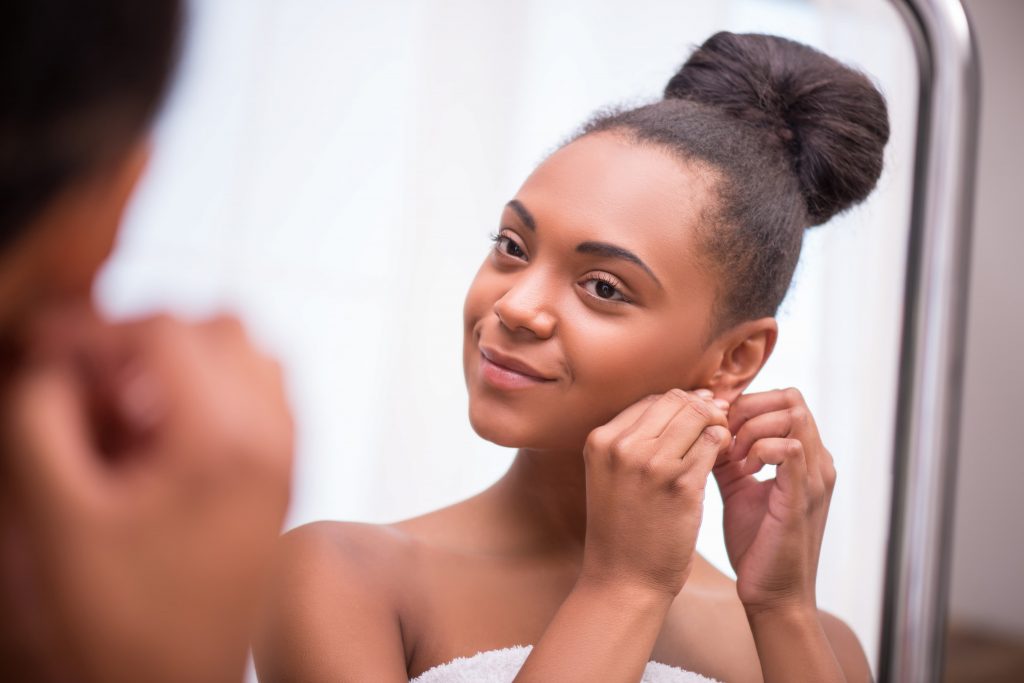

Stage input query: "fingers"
[
  {"left": 585, "top": 390, "right": 727, "bottom": 484},
  {"left": 621, "top": 389, "right": 726, "bottom": 443},
  {"left": 4, "top": 361, "right": 106, "bottom": 511},
  {"left": 715, "top": 388, "right": 837, "bottom": 505},
  {"left": 591, "top": 394, "right": 660, "bottom": 438},
  {"left": 737, "top": 437, "right": 835, "bottom": 516},
  {"left": 727, "top": 409, "right": 793, "bottom": 465},
  {"left": 669, "top": 424, "right": 732, "bottom": 487},
  {"left": 652, "top": 406, "right": 730, "bottom": 473},
  {"left": 711, "top": 457, "right": 757, "bottom": 499},
  {"left": 727, "top": 387, "right": 808, "bottom": 434}
]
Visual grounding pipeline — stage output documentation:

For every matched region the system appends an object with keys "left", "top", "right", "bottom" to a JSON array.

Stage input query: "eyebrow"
[
  {"left": 576, "top": 241, "right": 662, "bottom": 288},
  {"left": 506, "top": 199, "right": 536, "bottom": 231},
  {"left": 504, "top": 198, "right": 661, "bottom": 288}
]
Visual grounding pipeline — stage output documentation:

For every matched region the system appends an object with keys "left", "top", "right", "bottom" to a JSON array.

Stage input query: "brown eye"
[
  {"left": 580, "top": 275, "right": 629, "bottom": 303},
  {"left": 594, "top": 281, "right": 616, "bottom": 299},
  {"left": 502, "top": 237, "right": 525, "bottom": 259},
  {"left": 490, "top": 232, "right": 528, "bottom": 261}
]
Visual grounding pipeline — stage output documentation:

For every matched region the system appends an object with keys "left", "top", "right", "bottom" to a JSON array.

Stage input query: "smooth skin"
[{"left": 256, "top": 133, "right": 872, "bottom": 682}]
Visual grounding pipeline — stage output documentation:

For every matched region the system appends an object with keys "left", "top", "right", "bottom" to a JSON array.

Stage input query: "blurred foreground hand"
[{"left": 0, "top": 308, "right": 294, "bottom": 683}]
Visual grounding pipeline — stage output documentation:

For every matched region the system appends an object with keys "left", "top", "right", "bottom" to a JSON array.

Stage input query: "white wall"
[{"left": 948, "top": 0, "right": 1024, "bottom": 638}]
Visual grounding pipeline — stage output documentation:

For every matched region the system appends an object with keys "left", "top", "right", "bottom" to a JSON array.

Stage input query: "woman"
[
  {"left": 0, "top": 2, "right": 293, "bottom": 681},
  {"left": 257, "top": 32, "right": 887, "bottom": 682}
]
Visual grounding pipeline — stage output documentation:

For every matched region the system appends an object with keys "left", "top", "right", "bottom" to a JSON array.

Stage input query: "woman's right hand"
[
  {"left": 1, "top": 309, "right": 294, "bottom": 683},
  {"left": 579, "top": 388, "right": 731, "bottom": 598}
]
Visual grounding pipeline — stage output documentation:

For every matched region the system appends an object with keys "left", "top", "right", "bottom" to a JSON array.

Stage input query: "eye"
[
  {"left": 579, "top": 274, "right": 631, "bottom": 303},
  {"left": 490, "top": 230, "right": 528, "bottom": 261}
]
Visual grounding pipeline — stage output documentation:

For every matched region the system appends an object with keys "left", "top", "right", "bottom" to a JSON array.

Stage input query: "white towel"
[{"left": 409, "top": 645, "right": 722, "bottom": 683}]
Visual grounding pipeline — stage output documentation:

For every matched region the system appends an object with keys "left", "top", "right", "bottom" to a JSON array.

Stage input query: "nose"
[{"left": 492, "top": 273, "right": 557, "bottom": 339}]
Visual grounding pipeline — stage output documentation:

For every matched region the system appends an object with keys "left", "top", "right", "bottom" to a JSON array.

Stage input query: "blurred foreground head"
[{"left": 0, "top": 0, "right": 182, "bottom": 329}]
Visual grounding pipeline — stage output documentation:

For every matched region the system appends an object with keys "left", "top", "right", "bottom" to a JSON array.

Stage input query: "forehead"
[{"left": 513, "top": 133, "right": 716, "bottom": 277}]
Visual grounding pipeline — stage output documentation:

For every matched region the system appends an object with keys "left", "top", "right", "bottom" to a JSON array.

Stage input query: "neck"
[{"left": 490, "top": 446, "right": 589, "bottom": 553}]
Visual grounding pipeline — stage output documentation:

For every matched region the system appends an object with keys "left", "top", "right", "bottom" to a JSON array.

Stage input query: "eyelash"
[
  {"left": 489, "top": 231, "right": 528, "bottom": 261},
  {"left": 487, "top": 231, "right": 632, "bottom": 305},
  {"left": 580, "top": 272, "right": 631, "bottom": 304}
]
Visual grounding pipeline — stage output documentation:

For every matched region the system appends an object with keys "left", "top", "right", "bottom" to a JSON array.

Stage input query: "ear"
[{"left": 703, "top": 317, "right": 777, "bottom": 404}]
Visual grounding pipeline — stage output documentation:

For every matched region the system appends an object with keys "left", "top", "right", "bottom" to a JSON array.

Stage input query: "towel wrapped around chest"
[{"left": 409, "top": 645, "right": 722, "bottom": 683}]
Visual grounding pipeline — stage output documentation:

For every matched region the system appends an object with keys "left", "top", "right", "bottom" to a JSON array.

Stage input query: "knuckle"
[
  {"left": 670, "top": 475, "right": 705, "bottom": 502},
  {"left": 823, "top": 460, "right": 838, "bottom": 489},
  {"left": 637, "top": 458, "right": 658, "bottom": 480},
  {"left": 669, "top": 475, "right": 693, "bottom": 497},
  {"left": 667, "top": 388, "right": 689, "bottom": 402},
  {"left": 684, "top": 398, "right": 714, "bottom": 422},
  {"left": 608, "top": 438, "right": 631, "bottom": 465},
  {"left": 699, "top": 426, "right": 723, "bottom": 447},
  {"left": 783, "top": 387, "right": 804, "bottom": 405},
  {"left": 784, "top": 439, "right": 804, "bottom": 458},
  {"left": 790, "top": 405, "right": 810, "bottom": 424},
  {"left": 585, "top": 428, "right": 611, "bottom": 453}
]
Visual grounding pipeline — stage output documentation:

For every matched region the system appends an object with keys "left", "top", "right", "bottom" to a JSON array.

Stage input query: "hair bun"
[{"left": 664, "top": 32, "right": 889, "bottom": 226}]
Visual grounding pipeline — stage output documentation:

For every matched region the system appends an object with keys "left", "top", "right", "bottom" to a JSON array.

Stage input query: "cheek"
[
  {"left": 463, "top": 260, "right": 496, "bottom": 336},
  {"left": 563, "top": 312, "right": 707, "bottom": 413},
  {"left": 462, "top": 260, "right": 504, "bottom": 373}
]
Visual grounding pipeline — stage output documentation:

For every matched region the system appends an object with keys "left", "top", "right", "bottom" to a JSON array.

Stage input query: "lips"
[{"left": 479, "top": 346, "right": 556, "bottom": 383}]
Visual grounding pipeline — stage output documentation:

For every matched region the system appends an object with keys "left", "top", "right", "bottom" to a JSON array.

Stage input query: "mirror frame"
[{"left": 880, "top": 1, "right": 979, "bottom": 680}]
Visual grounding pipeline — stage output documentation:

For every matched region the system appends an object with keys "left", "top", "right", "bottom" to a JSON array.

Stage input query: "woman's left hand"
[{"left": 712, "top": 388, "right": 837, "bottom": 618}]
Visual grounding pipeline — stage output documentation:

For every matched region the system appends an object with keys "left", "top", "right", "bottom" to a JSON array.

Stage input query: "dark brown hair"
[
  {"left": 579, "top": 32, "right": 890, "bottom": 332},
  {"left": 0, "top": 0, "right": 183, "bottom": 250}
]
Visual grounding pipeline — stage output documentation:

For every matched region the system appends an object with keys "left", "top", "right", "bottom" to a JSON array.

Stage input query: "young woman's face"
[{"left": 463, "top": 132, "right": 727, "bottom": 451}]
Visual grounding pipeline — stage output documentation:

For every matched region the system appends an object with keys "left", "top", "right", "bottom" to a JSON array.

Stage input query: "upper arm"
[
  {"left": 819, "top": 610, "right": 873, "bottom": 683},
  {"left": 253, "top": 522, "right": 409, "bottom": 683}
]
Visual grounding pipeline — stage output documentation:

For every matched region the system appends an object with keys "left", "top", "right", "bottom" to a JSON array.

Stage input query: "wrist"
[
  {"left": 744, "top": 602, "right": 821, "bottom": 633},
  {"left": 573, "top": 574, "right": 677, "bottom": 614}
]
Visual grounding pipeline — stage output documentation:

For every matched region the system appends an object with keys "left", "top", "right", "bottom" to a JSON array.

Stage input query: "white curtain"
[{"left": 99, "top": 0, "right": 917, "bottom": 675}]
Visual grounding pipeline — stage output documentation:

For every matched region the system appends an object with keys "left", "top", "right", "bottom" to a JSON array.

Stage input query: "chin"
[
  {"left": 467, "top": 401, "right": 536, "bottom": 448},
  {"left": 467, "top": 398, "right": 592, "bottom": 452}
]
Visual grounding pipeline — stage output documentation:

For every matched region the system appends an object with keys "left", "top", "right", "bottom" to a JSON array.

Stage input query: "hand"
[
  {"left": 579, "top": 389, "right": 731, "bottom": 598},
  {"left": 711, "top": 388, "right": 836, "bottom": 618},
  {"left": 1, "top": 309, "right": 294, "bottom": 683}
]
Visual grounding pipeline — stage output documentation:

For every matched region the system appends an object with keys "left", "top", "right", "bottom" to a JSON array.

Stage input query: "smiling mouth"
[{"left": 478, "top": 348, "right": 556, "bottom": 389}]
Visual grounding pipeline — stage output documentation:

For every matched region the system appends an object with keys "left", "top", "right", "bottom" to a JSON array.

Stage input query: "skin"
[
  {"left": 0, "top": 140, "right": 295, "bottom": 683},
  {"left": 257, "top": 132, "right": 873, "bottom": 682}
]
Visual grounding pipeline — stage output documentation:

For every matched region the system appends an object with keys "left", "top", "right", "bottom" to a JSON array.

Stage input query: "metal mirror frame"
[{"left": 880, "top": 0, "right": 979, "bottom": 680}]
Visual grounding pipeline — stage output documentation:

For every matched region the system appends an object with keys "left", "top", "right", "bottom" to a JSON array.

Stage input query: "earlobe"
[{"left": 705, "top": 317, "right": 778, "bottom": 403}]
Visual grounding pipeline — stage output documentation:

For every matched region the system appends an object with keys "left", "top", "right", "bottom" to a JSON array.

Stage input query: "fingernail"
[
  {"left": 695, "top": 388, "right": 713, "bottom": 398},
  {"left": 713, "top": 398, "right": 730, "bottom": 410}
]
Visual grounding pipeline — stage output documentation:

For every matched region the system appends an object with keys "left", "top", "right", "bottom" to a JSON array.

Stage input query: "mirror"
[{"left": 97, "top": 0, "right": 920, "bottom": 679}]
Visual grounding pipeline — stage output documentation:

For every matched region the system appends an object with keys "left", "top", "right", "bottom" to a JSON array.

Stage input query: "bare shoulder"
[
  {"left": 818, "top": 608, "right": 873, "bottom": 683},
  {"left": 283, "top": 519, "right": 413, "bottom": 565},
  {"left": 253, "top": 521, "right": 414, "bottom": 683}
]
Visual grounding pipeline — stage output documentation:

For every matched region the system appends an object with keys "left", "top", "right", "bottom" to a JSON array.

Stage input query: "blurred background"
[{"left": 90, "top": 0, "right": 1022, "bottom": 680}]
